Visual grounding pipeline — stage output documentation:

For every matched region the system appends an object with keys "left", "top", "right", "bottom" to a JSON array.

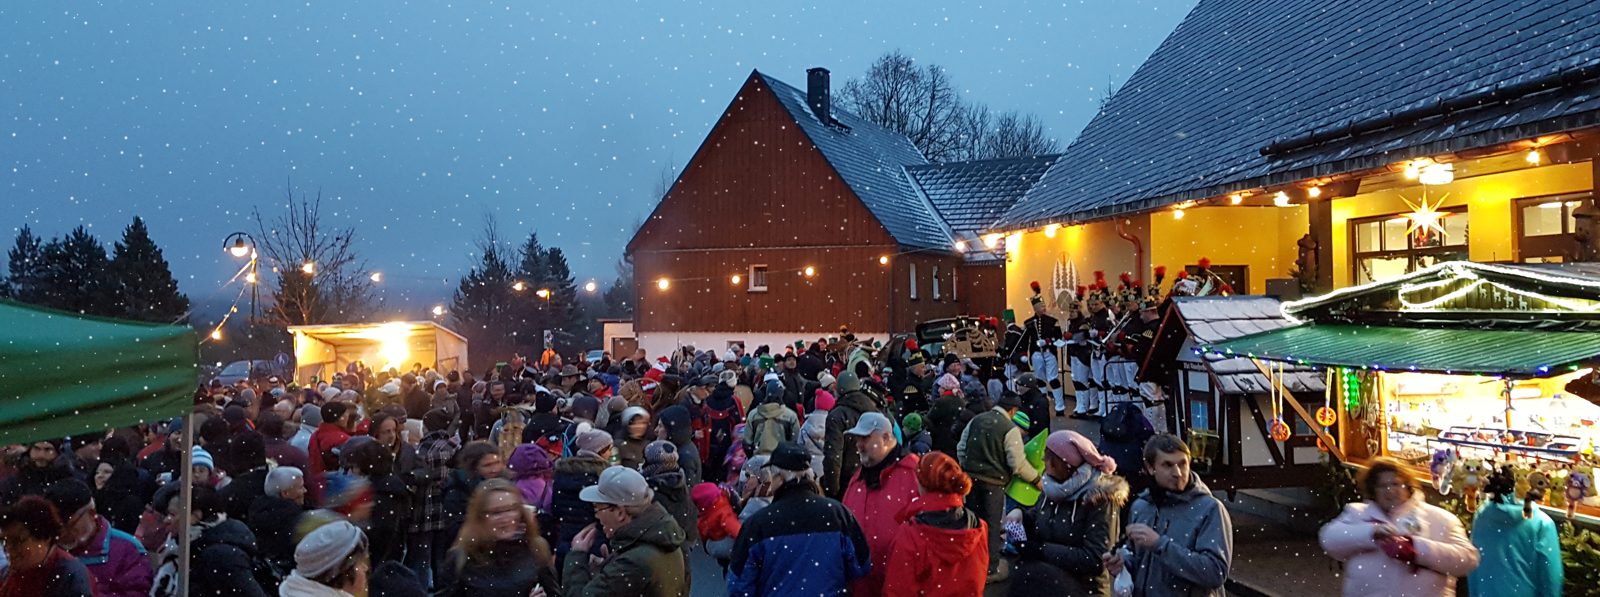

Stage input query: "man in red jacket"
[
  {"left": 307, "top": 401, "right": 356, "bottom": 478},
  {"left": 842, "top": 412, "right": 921, "bottom": 597}
]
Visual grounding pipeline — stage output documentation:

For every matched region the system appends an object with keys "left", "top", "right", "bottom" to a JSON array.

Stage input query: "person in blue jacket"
[
  {"left": 1469, "top": 466, "right": 1562, "bottom": 596},
  {"left": 727, "top": 442, "right": 870, "bottom": 597}
]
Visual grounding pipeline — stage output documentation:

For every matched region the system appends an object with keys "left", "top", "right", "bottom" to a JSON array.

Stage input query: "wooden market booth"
[
  {"left": 1141, "top": 296, "right": 1330, "bottom": 491},
  {"left": 1200, "top": 261, "right": 1600, "bottom": 517}
]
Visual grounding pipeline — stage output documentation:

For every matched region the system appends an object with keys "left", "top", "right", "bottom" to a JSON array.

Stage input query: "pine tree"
[
  {"left": 451, "top": 220, "right": 521, "bottom": 358},
  {"left": 513, "top": 231, "right": 551, "bottom": 336},
  {"left": 6, "top": 226, "right": 46, "bottom": 304},
  {"left": 39, "top": 226, "right": 113, "bottom": 316},
  {"left": 109, "top": 217, "right": 191, "bottom": 323},
  {"left": 542, "top": 246, "right": 584, "bottom": 351},
  {"left": 602, "top": 257, "right": 636, "bottom": 318}
]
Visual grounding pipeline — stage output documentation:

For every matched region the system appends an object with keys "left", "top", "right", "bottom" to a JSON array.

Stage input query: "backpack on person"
[{"left": 750, "top": 414, "right": 796, "bottom": 456}]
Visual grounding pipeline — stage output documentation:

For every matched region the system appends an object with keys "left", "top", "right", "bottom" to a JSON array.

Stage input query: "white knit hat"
[{"left": 295, "top": 520, "right": 366, "bottom": 578}]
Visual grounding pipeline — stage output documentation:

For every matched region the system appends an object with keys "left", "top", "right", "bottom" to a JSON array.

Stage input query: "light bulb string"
[{"left": 649, "top": 245, "right": 952, "bottom": 286}]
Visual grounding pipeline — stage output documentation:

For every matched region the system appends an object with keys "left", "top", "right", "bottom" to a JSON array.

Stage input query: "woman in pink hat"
[{"left": 1003, "top": 430, "right": 1129, "bottom": 596}]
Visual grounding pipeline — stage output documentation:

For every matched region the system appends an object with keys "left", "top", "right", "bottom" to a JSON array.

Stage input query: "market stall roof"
[
  {"left": 288, "top": 321, "right": 468, "bottom": 344},
  {"left": 1143, "top": 296, "right": 1324, "bottom": 395},
  {"left": 0, "top": 299, "right": 196, "bottom": 445},
  {"left": 1199, "top": 323, "right": 1600, "bottom": 378}
]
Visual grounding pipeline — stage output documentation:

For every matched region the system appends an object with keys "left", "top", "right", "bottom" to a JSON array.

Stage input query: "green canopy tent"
[{"left": 0, "top": 298, "right": 196, "bottom": 445}]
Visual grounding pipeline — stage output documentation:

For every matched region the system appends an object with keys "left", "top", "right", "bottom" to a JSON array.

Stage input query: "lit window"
[
  {"left": 909, "top": 263, "right": 918, "bottom": 300},
  {"left": 932, "top": 266, "right": 942, "bottom": 301}
]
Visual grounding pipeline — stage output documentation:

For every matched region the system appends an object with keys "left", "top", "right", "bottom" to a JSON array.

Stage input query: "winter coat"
[
  {"left": 369, "top": 473, "right": 412, "bottom": 564},
  {"left": 1012, "top": 470, "right": 1130, "bottom": 597},
  {"left": 821, "top": 389, "right": 878, "bottom": 498},
  {"left": 307, "top": 423, "right": 352, "bottom": 479},
  {"left": 562, "top": 502, "right": 688, "bottom": 597},
  {"left": 616, "top": 435, "right": 650, "bottom": 471},
  {"left": 95, "top": 463, "right": 150, "bottom": 535},
  {"left": 436, "top": 538, "right": 553, "bottom": 597},
  {"left": 881, "top": 492, "right": 988, "bottom": 597},
  {"left": 926, "top": 394, "right": 973, "bottom": 460},
  {"left": 550, "top": 454, "right": 608, "bottom": 551},
  {"left": 904, "top": 430, "right": 931, "bottom": 455},
  {"left": 701, "top": 386, "right": 745, "bottom": 484},
  {"left": 1098, "top": 404, "right": 1155, "bottom": 496},
  {"left": 744, "top": 402, "right": 800, "bottom": 456},
  {"left": 65, "top": 515, "right": 152, "bottom": 597},
  {"left": 190, "top": 518, "right": 269, "bottom": 597},
  {"left": 247, "top": 494, "right": 304, "bottom": 575},
  {"left": 657, "top": 406, "right": 704, "bottom": 486},
  {"left": 440, "top": 470, "right": 487, "bottom": 541},
  {"left": 220, "top": 466, "right": 269, "bottom": 524},
  {"left": 1469, "top": 496, "right": 1562, "bottom": 596},
  {"left": 265, "top": 437, "right": 310, "bottom": 470},
  {"left": 1320, "top": 493, "right": 1480, "bottom": 597},
  {"left": 727, "top": 481, "right": 871, "bottom": 597},
  {"left": 508, "top": 444, "right": 555, "bottom": 512},
  {"left": 694, "top": 486, "right": 742, "bottom": 544},
  {"left": 801, "top": 409, "right": 829, "bottom": 476},
  {"left": 0, "top": 460, "right": 74, "bottom": 503},
  {"left": 0, "top": 546, "right": 95, "bottom": 597},
  {"left": 647, "top": 468, "right": 701, "bottom": 544},
  {"left": 842, "top": 449, "right": 921, "bottom": 597},
  {"left": 1124, "top": 473, "right": 1233, "bottom": 597}
]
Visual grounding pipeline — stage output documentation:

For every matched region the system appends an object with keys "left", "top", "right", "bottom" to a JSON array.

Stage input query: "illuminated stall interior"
[
  {"left": 289, "top": 321, "right": 470, "bottom": 383},
  {"left": 1203, "top": 261, "right": 1600, "bottom": 516}
]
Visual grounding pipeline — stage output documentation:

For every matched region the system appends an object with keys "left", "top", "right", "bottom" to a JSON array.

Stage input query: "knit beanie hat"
[
  {"left": 916, "top": 452, "right": 972, "bottom": 496},
  {"left": 575, "top": 428, "right": 614, "bottom": 457},
  {"left": 300, "top": 404, "right": 323, "bottom": 427},
  {"left": 620, "top": 406, "right": 650, "bottom": 427},
  {"left": 571, "top": 395, "right": 601, "bottom": 422},
  {"left": 191, "top": 446, "right": 215, "bottom": 471},
  {"left": 644, "top": 440, "right": 679, "bottom": 469},
  {"left": 719, "top": 369, "right": 739, "bottom": 388},
  {"left": 817, "top": 372, "right": 837, "bottom": 390},
  {"left": 1046, "top": 430, "right": 1117, "bottom": 474},
  {"left": 295, "top": 520, "right": 366, "bottom": 578},
  {"left": 691, "top": 481, "right": 724, "bottom": 510},
  {"left": 813, "top": 389, "right": 836, "bottom": 411},
  {"left": 903, "top": 412, "right": 924, "bottom": 436}
]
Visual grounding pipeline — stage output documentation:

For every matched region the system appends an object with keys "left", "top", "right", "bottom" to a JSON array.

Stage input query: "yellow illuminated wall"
[
  {"left": 1150, "top": 205, "right": 1307, "bottom": 295},
  {"left": 1329, "top": 162, "right": 1592, "bottom": 287},
  {"left": 1003, "top": 215, "right": 1150, "bottom": 316}
]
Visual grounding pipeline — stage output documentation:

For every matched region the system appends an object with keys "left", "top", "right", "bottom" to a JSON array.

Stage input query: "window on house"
[
  {"left": 748, "top": 265, "right": 769, "bottom": 292},
  {"left": 1350, "top": 207, "right": 1469, "bottom": 285},
  {"left": 932, "top": 266, "right": 942, "bottom": 301},
  {"left": 909, "top": 264, "right": 919, "bottom": 300},
  {"left": 952, "top": 267, "right": 959, "bottom": 302},
  {"left": 1517, "top": 193, "right": 1590, "bottom": 262}
]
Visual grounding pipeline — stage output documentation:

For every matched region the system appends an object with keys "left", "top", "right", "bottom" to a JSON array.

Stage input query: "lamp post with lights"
[{"left": 222, "top": 232, "right": 259, "bottom": 323}]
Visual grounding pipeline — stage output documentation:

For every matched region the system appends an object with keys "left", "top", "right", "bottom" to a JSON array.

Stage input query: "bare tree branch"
[{"left": 253, "top": 181, "right": 373, "bottom": 326}]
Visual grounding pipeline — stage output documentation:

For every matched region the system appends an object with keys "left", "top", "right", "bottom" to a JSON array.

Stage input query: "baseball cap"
[
  {"left": 845, "top": 412, "right": 893, "bottom": 437},
  {"left": 579, "top": 466, "right": 654, "bottom": 508}
]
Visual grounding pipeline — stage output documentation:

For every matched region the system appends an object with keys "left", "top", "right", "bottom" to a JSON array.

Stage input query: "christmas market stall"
[
  {"left": 1199, "top": 261, "right": 1600, "bottom": 517},
  {"left": 1140, "top": 296, "right": 1329, "bottom": 491},
  {"left": 289, "top": 321, "right": 469, "bottom": 383}
]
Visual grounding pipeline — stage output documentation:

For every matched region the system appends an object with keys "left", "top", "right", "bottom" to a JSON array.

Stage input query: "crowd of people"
[{"left": 0, "top": 277, "right": 1569, "bottom": 597}]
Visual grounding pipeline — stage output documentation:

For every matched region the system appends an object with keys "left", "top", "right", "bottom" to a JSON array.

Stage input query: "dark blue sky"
[{"left": 2, "top": 1, "right": 1195, "bottom": 311}]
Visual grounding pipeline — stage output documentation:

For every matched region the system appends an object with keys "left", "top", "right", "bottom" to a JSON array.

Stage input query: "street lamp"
[
  {"left": 512, "top": 281, "right": 526, "bottom": 292},
  {"left": 370, "top": 272, "right": 383, "bottom": 283},
  {"left": 535, "top": 288, "right": 551, "bottom": 299},
  {"left": 431, "top": 305, "right": 446, "bottom": 317},
  {"left": 301, "top": 261, "right": 316, "bottom": 275},
  {"left": 583, "top": 280, "right": 597, "bottom": 293},
  {"left": 223, "top": 232, "right": 254, "bottom": 258}
]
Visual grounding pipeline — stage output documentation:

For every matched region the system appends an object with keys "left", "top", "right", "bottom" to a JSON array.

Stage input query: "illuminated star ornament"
[{"left": 1402, "top": 192, "right": 1449, "bottom": 243}]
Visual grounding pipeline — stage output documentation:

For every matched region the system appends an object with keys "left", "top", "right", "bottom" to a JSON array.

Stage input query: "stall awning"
[
  {"left": 1199, "top": 324, "right": 1600, "bottom": 377},
  {"left": 0, "top": 299, "right": 196, "bottom": 445}
]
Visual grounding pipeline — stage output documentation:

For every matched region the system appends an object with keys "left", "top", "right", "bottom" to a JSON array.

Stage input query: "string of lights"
[{"left": 644, "top": 245, "right": 961, "bottom": 290}]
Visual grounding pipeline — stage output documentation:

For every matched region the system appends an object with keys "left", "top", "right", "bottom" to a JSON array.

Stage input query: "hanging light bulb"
[
  {"left": 210, "top": 329, "right": 223, "bottom": 340},
  {"left": 878, "top": 255, "right": 890, "bottom": 265},
  {"left": 657, "top": 278, "right": 671, "bottom": 290},
  {"left": 1526, "top": 149, "right": 1543, "bottom": 165},
  {"left": 803, "top": 266, "right": 816, "bottom": 278},
  {"left": 983, "top": 234, "right": 1001, "bottom": 249},
  {"left": 1044, "top": 224, "right": 1060, "bottom": 238},
  {"left": 731, "top": 274, "right": 742, "bottom": 285},
  {"left": 1274, "top": 192, "right": 1292, "bottom": 207},
  {"left": 954, "top": 240, "right": 967, "bottom": 253},
  {"left": 1307, "top": 186, "right": 1322, "bottom": 198},
  {"left": 1229, "top": 194, "right": 1244, "bottom": 205},
  {"left": 1403, "top": 161, "right": 1422, "bottom": 179},
  {"left": 245, "top": 272, "right": 257, "bottom": 284},
  {"left": 1173, "top": 208, "right": 1186, "bottom": 220}
]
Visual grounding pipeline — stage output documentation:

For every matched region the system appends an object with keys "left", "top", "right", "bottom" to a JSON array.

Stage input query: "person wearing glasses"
[
  {"left": 1320, "top": 457, "right": 1479, "bottom": 597},
  {"left": 437, "top": 478, "right": 556, "bottom": 596}
]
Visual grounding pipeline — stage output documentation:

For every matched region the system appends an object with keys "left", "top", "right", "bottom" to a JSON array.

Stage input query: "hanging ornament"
[
  {"left": 1270, "top": 418, "right": 1292, "bottom": 442},
  {"left": 1316, "top": 406, "right": 1338, "bottom": 427}
]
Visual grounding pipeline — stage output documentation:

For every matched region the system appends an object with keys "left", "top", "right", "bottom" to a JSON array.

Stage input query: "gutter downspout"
[{"left": 1116, "top": 218, "right": 1145, "bottom": 284}]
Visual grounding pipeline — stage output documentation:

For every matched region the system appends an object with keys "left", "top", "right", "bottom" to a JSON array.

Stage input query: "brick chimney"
[{"left": 807, "top": 67, "right": 831, "bottom": 124}]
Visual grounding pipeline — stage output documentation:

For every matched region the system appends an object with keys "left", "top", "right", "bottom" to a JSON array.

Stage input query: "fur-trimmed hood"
[
  {"left": 553, "top": 453, "right": 609, "bottom": 476},
  {"left": 1081, "top": 472, "right": 1131, "bottom": 508}
]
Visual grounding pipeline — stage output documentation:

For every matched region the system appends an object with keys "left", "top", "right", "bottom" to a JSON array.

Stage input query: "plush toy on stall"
[
  {"left": 1526, "top": 470, "right": 1552, "bottom": 519},
  {"left": 1430, "top": 449, "right": 1456, "bottom": 495},
  {"left": 1454, "top": 458, "right": 1486, "bottom": 511},
  {"left": 1567, "top": 467, "right": 1594, "bottom": 519}
]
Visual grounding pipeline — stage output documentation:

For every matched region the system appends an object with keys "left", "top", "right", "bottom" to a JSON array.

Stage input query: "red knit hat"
[{"left": 916, "top": 452, "right": 972, "bottom": 496}]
